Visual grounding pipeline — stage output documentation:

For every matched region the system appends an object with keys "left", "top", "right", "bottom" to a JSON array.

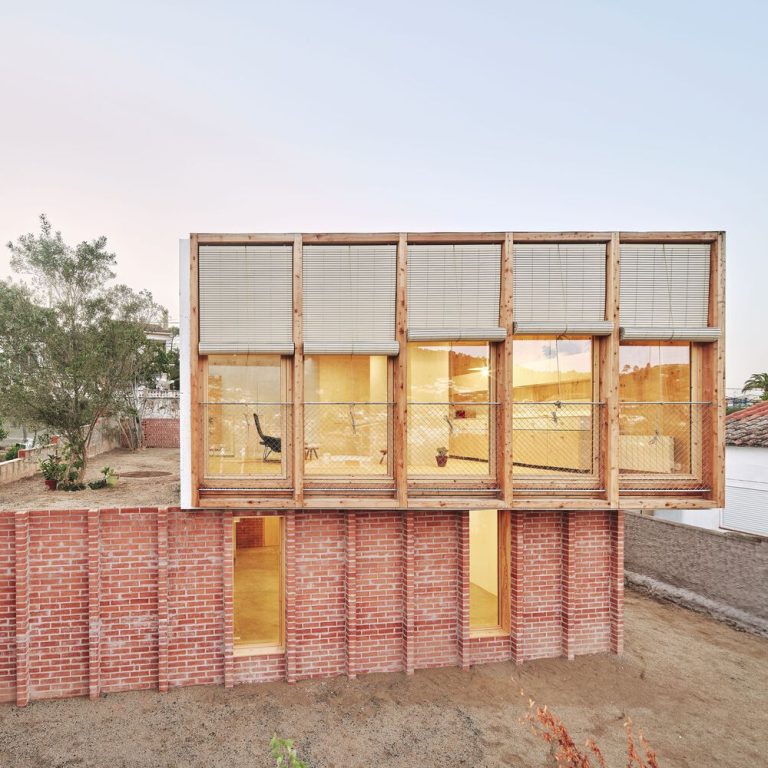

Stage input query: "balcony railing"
[
  {"left": 304, "top": 402, "right": 393, "bottom": 477},
  {"left": 203, "top": 402, "right": 291, "bottom": 479},
  {"left": 619, "top": 401, "right": 713, "bottom": 491},
  {"left": 407, "top": 402, "right": 497, "bottom": 478},
  {"left": 511, "top": 401, "right": 602, "bottom": 489}
]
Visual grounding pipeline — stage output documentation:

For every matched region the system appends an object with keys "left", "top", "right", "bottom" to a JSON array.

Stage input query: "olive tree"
[{"left": 0, "top": 215, "right": 165, "bottom": 480}]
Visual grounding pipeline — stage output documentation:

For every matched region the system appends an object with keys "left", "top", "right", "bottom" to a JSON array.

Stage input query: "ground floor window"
[
  {"left": 234, "top": 516, "right": 283, "bottom": 649},
  {"left": 469, "top": 509, "right": 501, "bottom": 631}
]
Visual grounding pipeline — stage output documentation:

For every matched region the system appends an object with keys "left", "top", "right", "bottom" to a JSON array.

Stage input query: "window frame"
[
  {"left": 201, "top": 355, "right": 294, "bottom": 490},
  {"left": 406, "top": 340, "right": 499, "bottom": 489},
  {"left": 469, "top": 509, "right": 510, "bottom": 638}
]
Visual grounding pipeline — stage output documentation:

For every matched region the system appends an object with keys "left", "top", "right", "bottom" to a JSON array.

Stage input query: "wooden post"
[
  {"left": 499, "top": 233, "right": 514, "bottom": 506},
  {"left": 189, "top": 234, "right": 201, "bottom": 507},
  {"left": 293, "top": 235, "right": 304, "bottom": 506},
  {"left": 394, "top": 234, "right": 408, "bottom": 507},
  {"left": 600, "top": 233, "right": 621, "bottom": 508},
  {"left": 708, "top": 233, "right": 726, "bottom": 506}
]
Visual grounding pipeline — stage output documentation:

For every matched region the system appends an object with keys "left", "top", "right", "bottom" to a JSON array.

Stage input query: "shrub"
[
  {"left": 3, "top": 443, "right": 22, "bottom": 461},
  {"left": 270, "top": 736, "right": 308, "bottom": 768}
]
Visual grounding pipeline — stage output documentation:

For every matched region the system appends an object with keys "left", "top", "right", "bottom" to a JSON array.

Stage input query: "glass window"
[
  {"left": 205, "top": 355, "right": 288, "bottom": 478},
  {"left": 304, "top": 355, "right": 390, "bottom": 476},
  {"left": 619, "top": 344, "right": 693, "bottom": 475},
  {"left": 407, "top": 341, "right": 492, "bottom": 477},
  {"left": 469, "top": 510, "right": 499, "bottom": 631},
  {"left": 511, "top": 339, "right": 594, "bottom": 476},
  {"left": 234, "top": 516, "right": 283, "bottom": 648}
]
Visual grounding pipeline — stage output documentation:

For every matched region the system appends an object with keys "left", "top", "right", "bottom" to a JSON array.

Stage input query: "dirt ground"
[
  {"left": 0, "top": 448, "right": 180, "bottom": 510},
  {"left": 0, "top": 591, "right": 765, "bottom": 768}
]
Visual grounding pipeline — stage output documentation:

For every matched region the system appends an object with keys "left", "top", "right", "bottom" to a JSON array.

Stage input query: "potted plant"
[
  {"left": 39, "top": 454, "right": 66, "bottom": 490},
  {"left": 436, "top": 446, "right": 449, "bottom": 467}
]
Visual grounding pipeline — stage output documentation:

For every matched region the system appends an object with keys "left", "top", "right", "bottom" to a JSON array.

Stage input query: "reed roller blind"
[
  {"left": 198, "top": 245, "right": 294, "bottom": 354},
  {"left": 620, "top": 244, "right": 719, "bottom": 341},
  {"left": 513, "top": 244, "right": 613, "bottom": 335},
  {"left": 303, "top": 245, "right": 399, "bottom": 355},
  {"left": 407, "top": 244, "right": 505, "bottom": 341}
]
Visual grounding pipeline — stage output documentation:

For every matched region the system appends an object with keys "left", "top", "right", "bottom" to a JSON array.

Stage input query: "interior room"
[{"left": 469, "top": 509, "right": 500, "bottom": 630}]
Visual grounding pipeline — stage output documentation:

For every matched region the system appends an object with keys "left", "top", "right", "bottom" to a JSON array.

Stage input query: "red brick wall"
[
  {"left": 235, "top": 517, "right": 264, "bottom": 548},
  {"left": 0, "top": 507, "right": 622, "bottom": 705},
  {"left": 141, "top": 419, "right": 179, "bottom": 448}
]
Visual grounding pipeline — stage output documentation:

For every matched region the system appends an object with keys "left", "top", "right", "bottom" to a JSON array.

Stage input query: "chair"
[{"left": 253, "top": 414, "right": 282, "bottom": 461}]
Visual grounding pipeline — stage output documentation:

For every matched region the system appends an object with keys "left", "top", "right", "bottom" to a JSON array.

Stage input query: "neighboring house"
[{"left": 174, "top": 230, "right": 725, "bottom": 684}]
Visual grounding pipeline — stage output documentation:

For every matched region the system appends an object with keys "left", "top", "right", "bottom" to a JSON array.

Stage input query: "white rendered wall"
[{"left": 179, "top": 239, "right": 192, "bottom": 509}]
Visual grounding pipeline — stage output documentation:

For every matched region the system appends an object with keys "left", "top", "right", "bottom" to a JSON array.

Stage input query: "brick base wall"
[
  {"left": 141, "top": 419, "right": 180, "bottom": 448},
  {"left": 0, "top": 507, "right": 623, "bottom": 705}
]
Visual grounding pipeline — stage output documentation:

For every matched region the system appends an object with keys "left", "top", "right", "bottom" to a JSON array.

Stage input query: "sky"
[{"left": 0, "top": 1, "right": 766, "bottom": 390}]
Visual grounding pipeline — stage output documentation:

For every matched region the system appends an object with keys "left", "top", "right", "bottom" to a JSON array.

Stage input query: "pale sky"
[{"left": 1, "top": 1, "right": 765, "bottom": 389}]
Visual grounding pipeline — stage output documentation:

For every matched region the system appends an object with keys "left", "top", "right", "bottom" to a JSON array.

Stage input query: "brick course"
[
  {"left": 0, "top": 506, "right": 622, "bottom": 704},
  {"left": 141, "top": 419, "right": 180, "bottom": 448}
]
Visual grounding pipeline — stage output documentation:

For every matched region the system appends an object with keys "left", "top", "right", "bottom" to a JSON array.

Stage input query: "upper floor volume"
[{"left": 179, "top": 231, "right": 725, "bottom": 512}]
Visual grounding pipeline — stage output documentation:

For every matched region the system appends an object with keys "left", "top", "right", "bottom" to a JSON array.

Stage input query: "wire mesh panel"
[
  {"left": 511, "top": 402, "right": 601, "bottom": 483},
  {"left": 204, "top": 402, "right": 291, "bottom": 478},
  {"left": 619, "top": 402, "right": 712, "bottom": 489},
  {"left": 407, "top": 402, "right": 496, "bottom": 478},
  {"left": 304, "top": 403, "right": 392, "bottom": 477}
]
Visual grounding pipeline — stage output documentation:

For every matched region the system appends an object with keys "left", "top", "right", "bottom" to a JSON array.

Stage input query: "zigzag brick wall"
[{"left": 0, "top": 507, "right": 623, "bottom": 705}]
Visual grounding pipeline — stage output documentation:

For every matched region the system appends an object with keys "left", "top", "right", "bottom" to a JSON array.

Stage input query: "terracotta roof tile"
[{"left": 726, "top": 401, "right": 768, "bottom": 447}]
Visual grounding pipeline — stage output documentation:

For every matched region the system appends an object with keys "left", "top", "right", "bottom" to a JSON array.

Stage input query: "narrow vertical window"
[
  {"left": 233, "top": 516, "right": 283, "bottom": 650},
  {"left": 469, "top": 509, "right": 500, "bottom": 631}
]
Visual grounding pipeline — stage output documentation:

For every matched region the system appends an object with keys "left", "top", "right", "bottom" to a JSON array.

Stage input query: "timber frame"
[{"left": 184, "top": 231, "right": 725, "bottom": 512}]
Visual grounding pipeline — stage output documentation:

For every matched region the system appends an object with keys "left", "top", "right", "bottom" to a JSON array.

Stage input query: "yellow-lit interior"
[
  {"left": 407, "top": 342, "right": 492, "bottom": 476},
  {"left": 205, "top": 355, "right": 286, "bottom": 477},
  {"left": 469, "top": 509, "right": 500, "bottom": 630},
  {"left": 233, "top": 516, "right": 282, "bottom": 648},
  {"left": 304, "top": 355, "right": 389, "bottom": 476},
  {"left": 619, "top": 344, "right": 693, "bottom": 475},
  {"left": 511, "top": 339, "right": 594, "bottom": 475}
]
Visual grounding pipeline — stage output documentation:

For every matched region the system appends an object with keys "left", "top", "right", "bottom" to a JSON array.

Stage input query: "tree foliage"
[
  {"left": 742, "top": 372, "right": 768, "bottom": 401},
  {"left": 0, "top": 215, "right": 166, "bottom": 479}
]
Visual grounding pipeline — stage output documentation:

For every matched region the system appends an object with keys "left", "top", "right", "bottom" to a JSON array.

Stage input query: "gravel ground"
[
  {"left": 0, "top": 448, "right": 180, "bottom": 510},
  {"left": 1, "top": 591, "right": 766, "bottom": 768}
]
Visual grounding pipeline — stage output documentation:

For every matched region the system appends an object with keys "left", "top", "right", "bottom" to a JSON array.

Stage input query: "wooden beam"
[
  {"left": 292, "top": 235, "right": 304, "bottom": 507},
  {"left": 499, "top": 233, "right": 514, "bottom": 507},
  {"left": 618, "top": 231, "right": 720, "bottom": 243},
  {"left": 600, "top": 233, "right": 620, "bottom": 507},
  {"left": 301, "top": 232, "right": 400, "bottom": 244},
  {"left": 618, "top": 497, "right": 717, "bottom": 510},
  {"left": 394, "top": 234, "right": 409, "bottom": 508},
  {"left": 405, "top": 232, "right": 506, "bottom": 243},
  {"left": 194, "top": 233, "right": 296, "bottom": 244},
  {"left": 512, "top": 231, "right": 612, "bottom": 243},
  {"left": 189, "top": 234, "right": 201, "bottom": 507}
]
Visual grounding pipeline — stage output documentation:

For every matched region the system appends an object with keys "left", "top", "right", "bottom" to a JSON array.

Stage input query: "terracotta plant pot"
[
  {"left": 436, "top": 455, "right": 448, "bottom": 467},
  {"left": 44, "top": 479, "right": 58, "bottom": 490}
]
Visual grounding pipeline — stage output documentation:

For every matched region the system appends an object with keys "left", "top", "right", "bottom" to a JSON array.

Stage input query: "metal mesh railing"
[
  {"left": 203, "top": 402, "right": 291, "bottom": 478},
  {"left": 407, "top": 402, "right": 496, "bottom": 477},
  {"left": 511, "top": 401, "right": 601, "bottom": 483},
  {"left": 619, "top": 401, "right": 713, "bottom": 489},
  {"left": 304, "top": 402, "right": 392, "bottom": 476}
]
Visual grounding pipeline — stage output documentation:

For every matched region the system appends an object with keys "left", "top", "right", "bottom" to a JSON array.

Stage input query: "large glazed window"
[
  {"left": 205, "top": 354, "right": 288, "bottom": 478},
  {"left": 234, "top": 516, "right": 283, "bottom": 650},
  {"left": 304, "top": 355, "right": 391, "bottom": 477},
  {"left": 619, "top": 344, "right": 696, "bottom": 476},
  {"left": 511, "top": 338, "right": 595, "bottom": 476},
  {"left": 469, "top": 510, "right": 500, "bottom": 631},
  {"left": 407, "top": 342, "right": 493, "bottom": 478}
]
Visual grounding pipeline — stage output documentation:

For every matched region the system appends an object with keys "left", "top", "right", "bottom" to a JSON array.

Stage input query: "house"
[{"left": 177, "top": 230, "right": 725, "bottom": 682}]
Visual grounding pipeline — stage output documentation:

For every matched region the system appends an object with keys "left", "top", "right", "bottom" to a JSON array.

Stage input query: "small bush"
[
  {"left": 58, "top": 481, "right": 86, "bottom": 492},
  {"left": 3, "top": 444, "right": 22, "bottom": 461},
  {"left": 88, "top": 478, "right": 107, "bottom": 490},
  {"left": 270, "top": 735, "right": 308, "bottom": 768}
]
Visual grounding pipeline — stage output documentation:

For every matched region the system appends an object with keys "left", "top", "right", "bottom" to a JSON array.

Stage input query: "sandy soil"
[
  {"left": 0, "top": 448, "right": 180, "bottom": 510},
  {"left": 1, "top": 591, "right": 765, "bottom": 768}
]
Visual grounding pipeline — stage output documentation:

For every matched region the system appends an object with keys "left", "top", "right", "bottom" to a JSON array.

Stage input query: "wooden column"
[
  {"left": 189, "top": 234, "right": 202, "bottom": 507},
  {"left": 157, "top": 507, "right": 169, "bottom": 693},
  {"left": 394, "top": 234, "right": 408, "bottom": 507},
  {"left": 15, "top": 511, "right": 30, "bottom": 707},
  {"left": 222, "top": 511, "right": 234, "bottom": 688},
  {"left": 499, "top": 233, "right": 514, "bottom": 506},
  {"left": 600, "top": 233, "right": 621, "bottom": 508},
  {"left": 293, "top": 235, "right": 304, "bottom": 506},
  {"left": 346, "top": 512, "right": 358, "bottom": 678},
  {"left": 87, "top": 508, "right": 101, "bottom": 699}
]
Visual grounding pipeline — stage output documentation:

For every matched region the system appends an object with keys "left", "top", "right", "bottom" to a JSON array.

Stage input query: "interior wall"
[{"left": 469, "top": 510, "right": 498, "bottom": 595}]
